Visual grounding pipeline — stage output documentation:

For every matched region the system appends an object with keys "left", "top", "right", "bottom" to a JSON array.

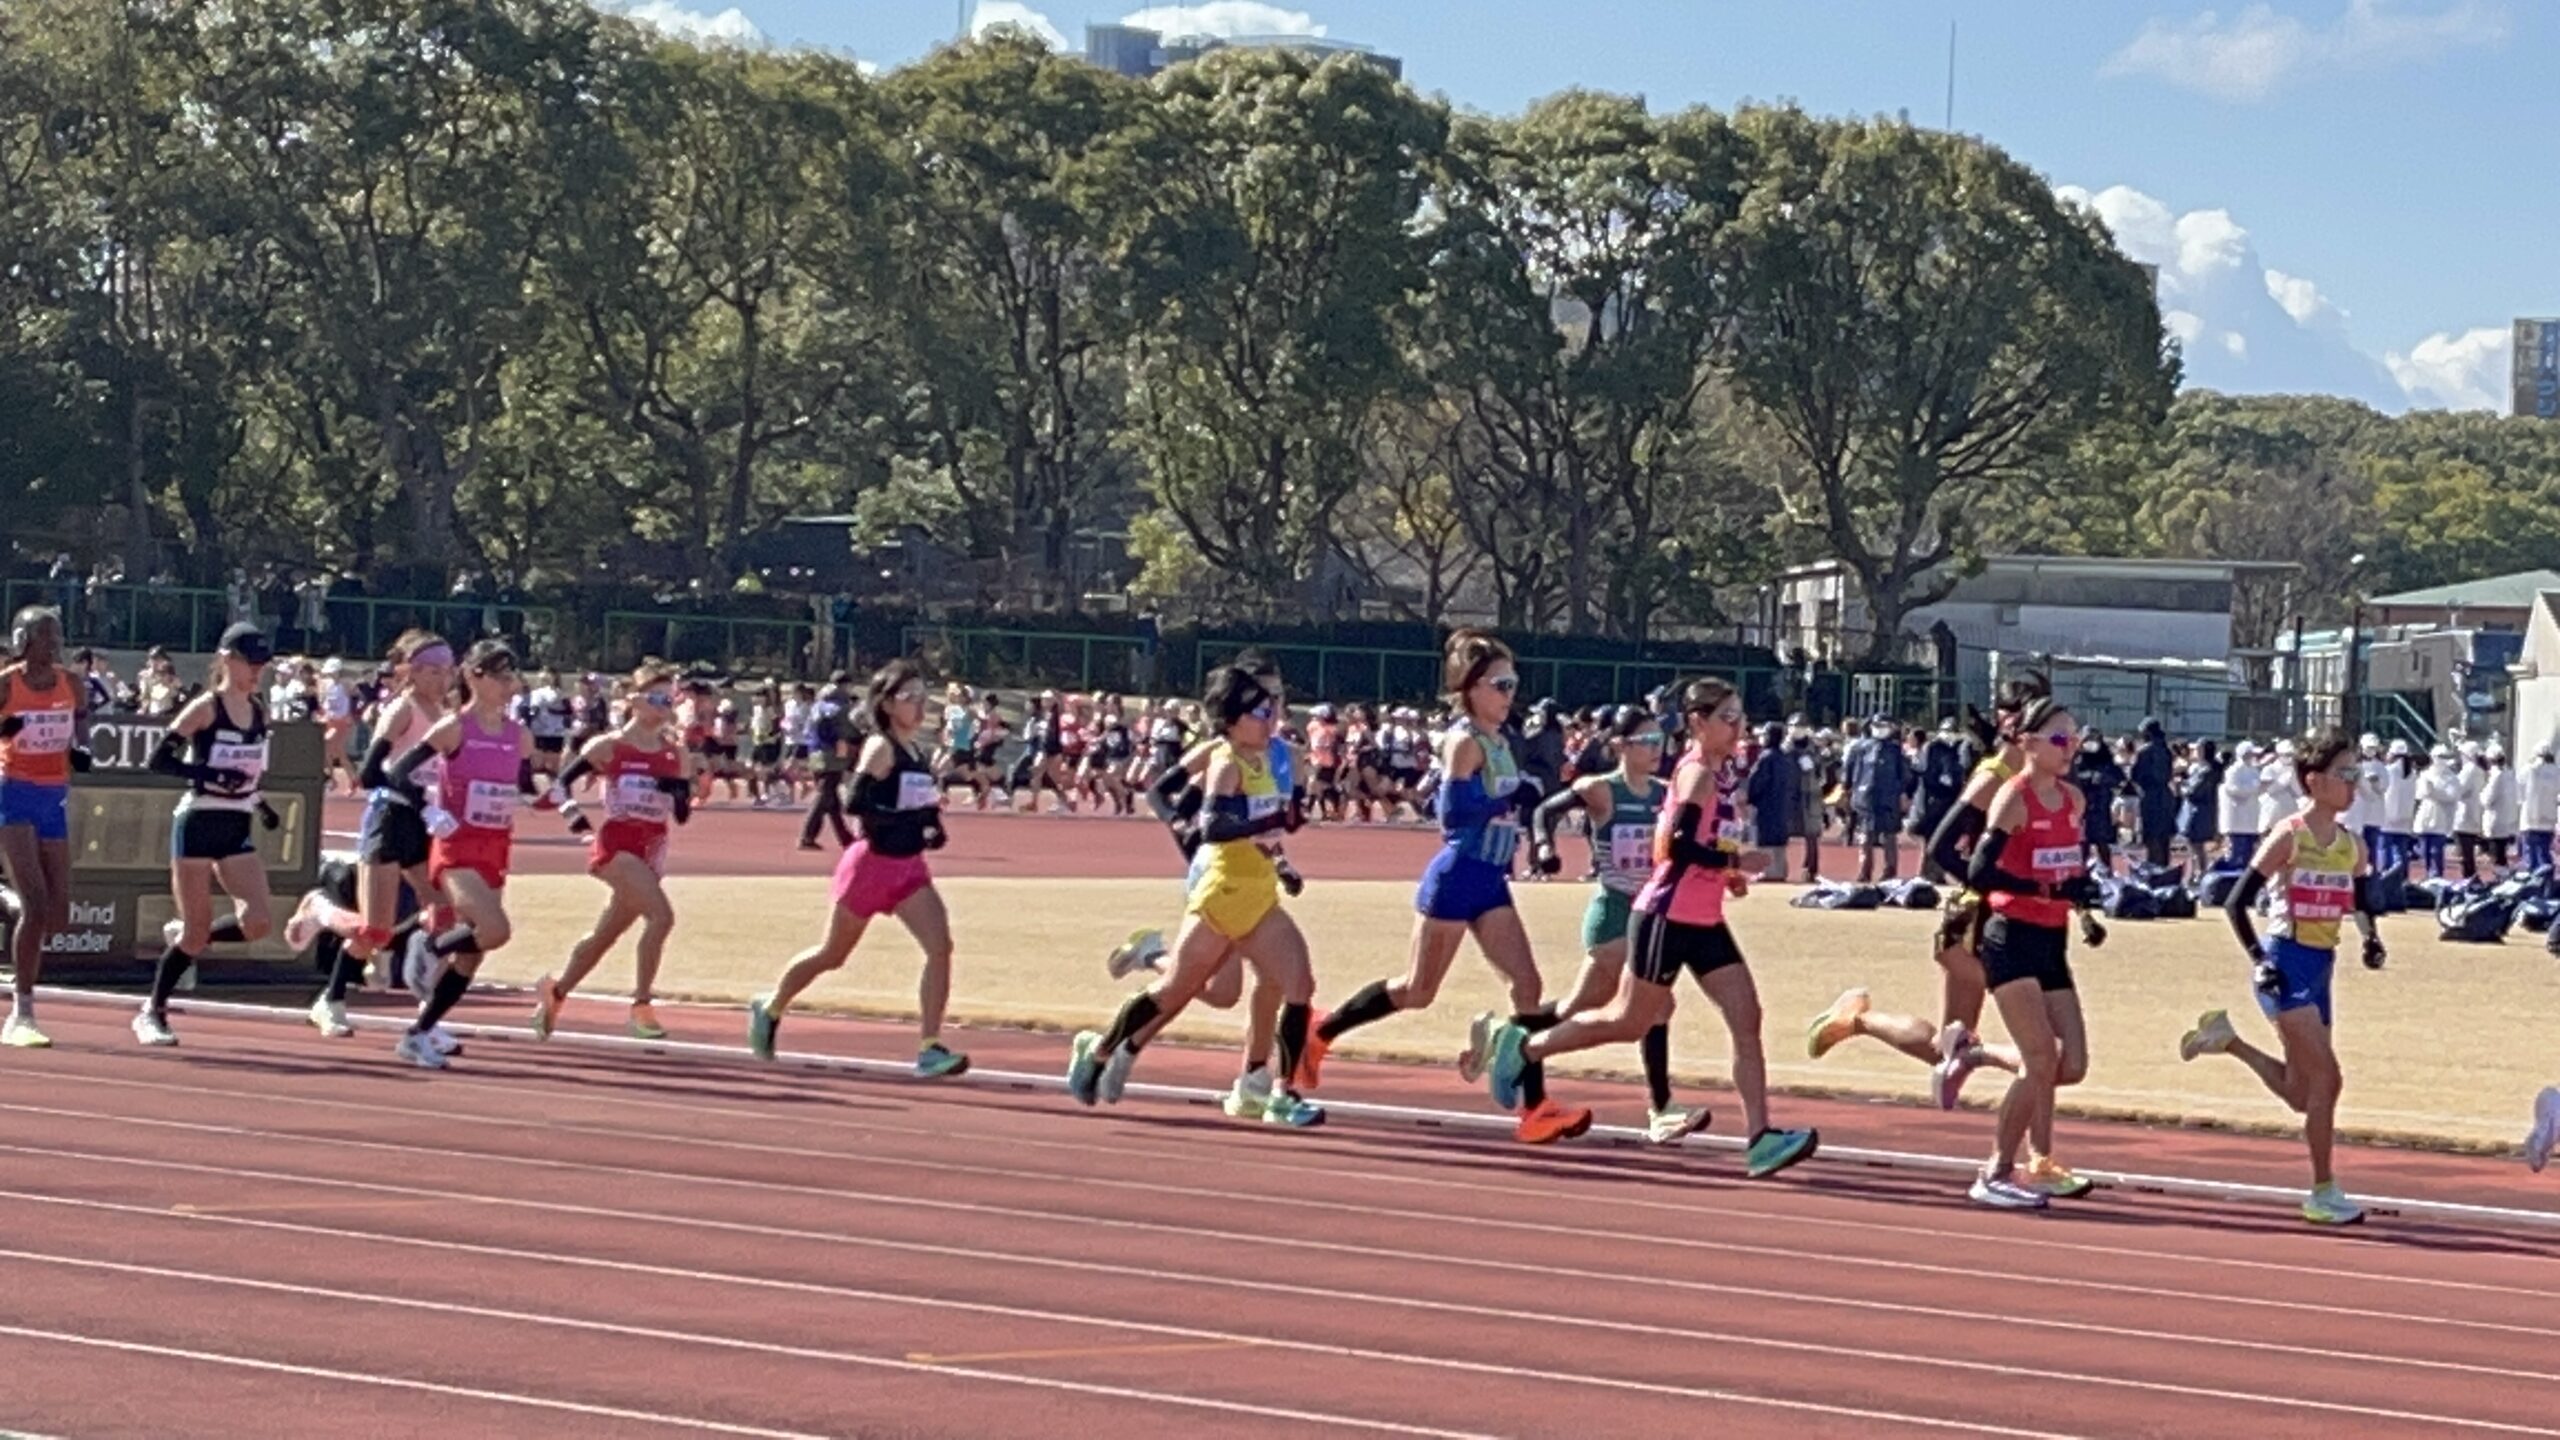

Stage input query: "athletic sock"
[
  {"left": 428, "top": 925, "right": 482, "bottom": 959},
  {"left": 146, "top": 945, "right": 193, "bottom": 1017},
  {"left": 1097, "top": 991, "right": 1161, "bottom": 1057},
  {"left": 1273, "top": 1002, "right": 1311, "bottom": 1090},
  {"left": 1317, "top": 980, "right": 1398, "bottom": 1042},
  {"left": 205, "top": 916, "right": 246, "bottom": 946},
  {"left": 323, "top": 942, "right": 366, "bottom": 1003},
  {"left": 412, "top": 966, "right": 472, "bottom": 1033},
  {"left": 1641, "top": 1024, "right": 1673, "bottom": 1112}
]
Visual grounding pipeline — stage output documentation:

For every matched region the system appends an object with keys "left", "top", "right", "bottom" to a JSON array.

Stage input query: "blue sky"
[{"left": 604, "top": 0, "right": 2555, "bottom": 414}]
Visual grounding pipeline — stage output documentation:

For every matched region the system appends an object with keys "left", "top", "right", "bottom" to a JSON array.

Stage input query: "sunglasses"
[
  {"left": 637, "top": 691, "right": 676, "bottom": 710},
  {"left": 1247, "top": 700, "right": 1277, "bottom": 722},
  {"left": 1623, "top": 734, "right": 1666, "bottom": 749},
  {"left": 1485, "top": 676, "right": 1520, "bottom": 696},
  {"left": 2043, "top": 732, "right": 2073, "bottom": 748},
  {"left": 893, "top": 685, "right": 927, "bottom": 704}
]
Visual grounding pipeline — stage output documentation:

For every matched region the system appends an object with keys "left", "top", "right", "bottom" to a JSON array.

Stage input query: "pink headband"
[{"left": 409, "top": 644, "right": 455, "bottom": 669}]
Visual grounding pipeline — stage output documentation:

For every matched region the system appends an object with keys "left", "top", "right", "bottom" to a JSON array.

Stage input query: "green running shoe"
[
  {"left": 915, "top": 1042, "right": 970, "bottom": 1079},
  {"left": 746, "top": 996, "right": 779, "bottom": 1061},
  {"left": 1744, "top": 1126, "right": 1819, "bottom": 1179},
  {"left": 1263, "top": 1091, "right": 1326, "bottom": 1128},
  {"left": 2301, "top": 1181, "right": 2364, "bottom": 1226},
  {"left": 1065, "top": 1030, "right": 1104, "bottom": 1107}
]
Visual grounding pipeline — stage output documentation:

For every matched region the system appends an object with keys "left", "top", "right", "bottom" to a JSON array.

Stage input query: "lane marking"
[
  {"left": 0, "top": 1322, "right": 829, "bottom": 1438},
  {"left": 172, "top": 1198, "right": 446, "bottom": 1217},
  {"left": 48, "top": 988, "right": 2559, "bottom": 1230},
  {"left": 908, "top": 1341, "right": 1260, "bottom": 1365}
]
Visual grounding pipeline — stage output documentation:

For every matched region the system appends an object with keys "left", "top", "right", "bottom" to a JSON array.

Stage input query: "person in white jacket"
[
  {"left": 2259, "top": 738, "right": 2304, "bottom": 837},
  {"left": 2453, "top": 741, "right": 2490, "bottom": 878},
  {"left": 2218, "top": 741, "right": 2265, "bottom": 869},
  {"left": 2345, "top": 733, "right": 2384, "bottom": 857},
  {"left": 2415, "top": 745, "right": 2461, "bottom": 879},
  {"left": 2482, "top": 742, "right": 2520, "bottom": 875},
  {"left": 2379, "top": 739, "right": 2419, "bottom": 877},
  {"left": 2523, "top": 744, "right": 2560, "bottom": 874}
]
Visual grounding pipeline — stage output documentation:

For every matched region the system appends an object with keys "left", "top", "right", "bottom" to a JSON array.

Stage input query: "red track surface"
[{"left": 6, "top": 992, "right": 2560, "bottom": 1438}]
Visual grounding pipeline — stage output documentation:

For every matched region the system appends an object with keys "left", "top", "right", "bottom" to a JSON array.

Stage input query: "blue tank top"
[{"left": 1441, "top": 722, "right": 1521, "bottom": 868}]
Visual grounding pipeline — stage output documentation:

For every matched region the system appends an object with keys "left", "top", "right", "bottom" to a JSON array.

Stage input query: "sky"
[{"left": 594, "top": 0, "right": 2559, "bottom": 416}]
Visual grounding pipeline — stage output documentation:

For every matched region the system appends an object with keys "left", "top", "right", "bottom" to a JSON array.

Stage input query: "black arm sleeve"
[
  {"left": 1146, "top": 764, "right": 1193, "bottom": 824},
  {"left": 148, "top": 731, "right": 220, "bottom": 787},
  {"left": 554, "top": 753, "right": 596, "bottom": 793},
  {"left": 846, "top": 768, "right": 892, "bottom": 818},
  {"left": 516, "top": 759, "right": 538, "bottom": 797},
  {"left": 1531, "top": 785, "right": 1589, "bottom": 856},
  {"left": 357, "top": 735, "right": 396, "bottom": 791},
  {"left": 1964, "top": 829, "right": 2043, "bottom": 896},
  {"left": 384, "top": 741, "right": 440, "bottom": 800},
  {"left": 2226, "top": 867, "right": 2269, "bottom": 956},
  {"left": 655, "top": 773, "right": 694, "bottom": 824},
  {"left": 1661, "top": 803, "right": 1733, "bottom": 870},
  {"left": 1929, "top": 803, "right": 1986, "bottom": 882},
  {"left": 2353, "top": 873, "right": 2381, "bottom": 919},
  {"left": 1199, "top": 795, "right": 1288, "bottom": 845}
]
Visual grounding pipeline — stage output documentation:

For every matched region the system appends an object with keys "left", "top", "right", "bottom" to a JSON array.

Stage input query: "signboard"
[
  {"left": 0, "top": 719, "right": 324, "bottom": 986},
  {"left": 2518, "top": 318, "right": 2560, "bottom": 420}
]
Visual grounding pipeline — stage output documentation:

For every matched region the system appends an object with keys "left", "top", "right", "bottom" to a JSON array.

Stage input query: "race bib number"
[
  {"left": 2289, "top": 870, "right": 2352, "bottom": 922},
  {"left": 463, "top": 779, "right": 518, "bottom": 831},
  {"left": 13, "top": 709, "right": 72, "bottom": 754},
  {"left": 2030, "top": 846, "right": 2080, "bottom": 880},
  {"left": 895, "top": 772, "right": 939, "bottom": 811},
  {"left": 1609, "top": 824, "right": 1651, "bottom": 871},
  {"left": 208, "top": 739, "right": 268, "bottom": 788},
  {"left": 422, "top": 805, "right": 460, "bottom": 839},
  {"left": 609, "top": 773, "right": 672, "bottom": 825}
]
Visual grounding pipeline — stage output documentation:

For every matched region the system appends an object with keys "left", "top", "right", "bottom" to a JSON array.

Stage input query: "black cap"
[{"left": 218, "top": 622, "right": 273, "bottom": 664}]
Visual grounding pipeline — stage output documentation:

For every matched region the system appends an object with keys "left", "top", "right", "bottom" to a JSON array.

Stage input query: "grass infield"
[{"left": 475, "top": 873, "right": 2551, "bottom": 1154}]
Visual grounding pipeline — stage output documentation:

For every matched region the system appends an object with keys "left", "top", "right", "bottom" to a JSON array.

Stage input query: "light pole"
[{"left": 2340, "top": 553, "right": 2368, "bottom": 736}]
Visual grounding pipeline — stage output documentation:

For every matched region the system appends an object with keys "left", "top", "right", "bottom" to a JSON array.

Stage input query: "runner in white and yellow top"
[{"left": 2180, "top": 726, "right": 2385, "bottom": 1225}]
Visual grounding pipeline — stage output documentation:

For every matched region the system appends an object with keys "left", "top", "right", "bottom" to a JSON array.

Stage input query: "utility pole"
[{"left": 1945, "top": 21, "right": 1957, "bottom": 130}]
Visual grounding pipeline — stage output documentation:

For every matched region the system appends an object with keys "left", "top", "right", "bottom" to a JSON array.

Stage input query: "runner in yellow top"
[{"left": 2179, "top": 726, "right": 2383, "bottom": 1225}]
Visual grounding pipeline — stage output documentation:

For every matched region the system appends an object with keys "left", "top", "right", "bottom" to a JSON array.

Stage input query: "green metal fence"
[
  {"left": 7, "top": 580, "right": 553, "bottom": 659},
  {"left": 603, "top": 611, "right": 828, "bottom": 675}
]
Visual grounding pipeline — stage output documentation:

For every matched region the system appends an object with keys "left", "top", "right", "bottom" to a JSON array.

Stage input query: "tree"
[
  {"left": 1723, "top": 111, "right": 2179, "bottom": 663},
  {"left": 1334, "top": 394, "right": 1485, "bottom": 625}
]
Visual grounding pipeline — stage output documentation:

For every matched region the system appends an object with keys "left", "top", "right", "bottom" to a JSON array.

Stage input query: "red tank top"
[
  {"left": 599, "top": 738, "right": 685, "bottom": 833},
  {"left": 1310, "top": 721, "right": 1342, "bottom": 765},
  {"left": 1986, "top": 776, "right": 2078, "bottom": 928},
  {"left": 0, "top": 665, "right": 79, "bottom": 786}
]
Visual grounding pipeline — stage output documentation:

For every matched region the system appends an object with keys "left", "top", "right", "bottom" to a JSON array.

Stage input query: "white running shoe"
[
  {"left": 1456, "top": 1011, "right": 1496, "bottom": 1083},
  {"left": 2527, "top": 1087, "right": 2560, "bottom": 1174},
  {"left": 427, "top": 1024, "right": 462, "bottom": 1056},
  {"left": 394, "top": 1030, "right": 448, "bottom": 1070},
  {"left": 1, "top": 1013, "right": 50, "bottom": 1049},
  {"left": 1222, "top": 1067, "right": 1274, "bottom": 1120},
  {"left": 1935, "top": 1019, "right": 1971, "bottom": 1065},
  {"left": 132, "top": 1011, "right": 177, "bottom": 1048},
  {"left": 2179, "top": 1009, "right": 2237, "bottom": 1063},
  {"left": 1931, "top": 1046, "right": 1981, "bottom": 1112},
  {"left": 310, "top": 995, "right": 353, "bottom": 1039},
  {"left": 1106, "top": 929, "right": 1167, "bottom": 980},
  {"left": 285, "top": 890, "right": 328, "bottom": 952},
  {"left": 162, "top": 918, "right": 183, "bottom": 949},
  {"left": 1968, "top": 1173, "right": 2049, "bottom": 1210},
  {"left": 1099, "top": 1044, "right": 1139, "bottom": 1104}
]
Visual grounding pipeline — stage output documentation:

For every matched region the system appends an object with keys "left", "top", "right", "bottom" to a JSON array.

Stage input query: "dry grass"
[{"left": 478, "top": 873, "right": 2554, "bottom": 1152}]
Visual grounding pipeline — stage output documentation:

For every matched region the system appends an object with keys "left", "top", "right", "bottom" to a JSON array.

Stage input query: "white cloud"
[
  {"left": 855, "top": 57, "right": 880, "bottom": 77},
  {"left": 2386, "top": 326, "right": 2512, "bottom": 411},
  {"left": 2222, "top": 331, "right": 2250, "bottom": 358},
  {"left": 2101, "top": 0, "right": 2506, "bottom": 102},
  {"left": 600, "top": 0, "right": 762, "bottom": 45},
  {"left": 2263, "top": 268, "right": 2339, "bottom": 325},
  {"left": 971, "top": 0, "right": 1069, "bottom": 49},
  {"left": 2164, "top": 309, "right": 2207, "bottom": 346},
  {"left": 2054, "top": 185, "right": 2247, "bottom": 299},
  {"left": 1120, "top": 3, "right": 1324, "bottom": 38}
]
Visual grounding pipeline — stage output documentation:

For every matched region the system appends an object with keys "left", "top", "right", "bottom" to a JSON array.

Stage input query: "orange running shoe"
[
  {"left": 1516, "top": 1099, "right": 1592, "bottom": 1145},
  {"left": 1294, "top": 1027, "right": 1331, "bottom": 1092}
]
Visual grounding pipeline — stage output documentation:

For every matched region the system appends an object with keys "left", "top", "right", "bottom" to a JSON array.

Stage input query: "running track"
[{"left": 6, "top": 991, "right": 2560, "bottom": 1438}]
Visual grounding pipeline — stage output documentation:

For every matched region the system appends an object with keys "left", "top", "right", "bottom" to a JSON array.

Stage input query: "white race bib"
[
  {"left": 2289, "top": 870, "right": 2352, "bottom": 921},
  {"left": 13, "top": 708, "right": 72, "bottom": 754},
  {"left": 463, "top": 779, "right": 517, "bottom": 830},
  {"left": 2030, "top": 845, "right": 2080, "bottom": 879},
  {"left": 1609, "top": 825, "right": 1651, "bottom": 871},
  {"left": 207, "top": 738, "right": 268, "bottom": 787},
  {"left": 608, "top": 773, "right": 672, "bottom": 825},
  {"left": 895, "top": 772, "right": 939, "bottom": 811}
]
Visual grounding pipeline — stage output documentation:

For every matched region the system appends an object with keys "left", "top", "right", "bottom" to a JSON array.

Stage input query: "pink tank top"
[
  {"left": 1632, "top": 761, "right": 1739, "bottom": 927},
  {"left": 381, "top": 696, "right": 444, "bottom": 795},
  {"left": 439, "top": 712, "right": 524, "bottom": 834}
]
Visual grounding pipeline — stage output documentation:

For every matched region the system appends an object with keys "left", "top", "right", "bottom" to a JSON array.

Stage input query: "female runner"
[
  {"left": 2179, "top": 727, "right": 2384, "bottom": 1225},
  {"left": 747, "top": 660, "right": 968, "bottom": 1078},
  {"left": 288, "top": 630, "right": 454, "bottom": 1039},
  {"left": 530, "top": 663, "right": 696, "bottom": 1041},
  {"left": 0, "top": 607, "right": 87, "bottom": 1047},
  {"left": 1067, "top": 664, "right": 1321, "bottom": 1127},
  {"left": 1491, "top": 679, "right": 1819, "bottom": 1175},
  {"left": 1960, "top": 694, "right": 2105, "bottom": 1209},
  {"left": 134, "top": 624, "right": 280, "bottom": 1045},
  {"left": 1529, "top": 705, "right": 1707, "bottom": 1143},
  {"left": 1298, "top": 630, "right": 1589, "bottom": 1145},
  {"left": 382, "top": 640, "right": 535, "bottom": 1069}
]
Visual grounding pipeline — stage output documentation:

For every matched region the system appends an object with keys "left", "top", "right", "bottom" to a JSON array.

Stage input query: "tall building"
[
  {"left": 1082, "top": 22, "right": 1402, "bottom": 80},
  {"left": 2518, "top": 317, "right": 2560, "bottom": 419}
]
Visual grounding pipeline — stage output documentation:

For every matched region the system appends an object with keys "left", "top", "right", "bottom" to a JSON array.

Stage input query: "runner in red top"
[
  {"left": 531, "top": 662, "right": 697, "bottom": 1042},
  {"left": 1960, "top": 694, "right": 2102, "bottom": 1210}
]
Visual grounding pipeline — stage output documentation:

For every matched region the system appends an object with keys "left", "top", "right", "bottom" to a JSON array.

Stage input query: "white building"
[
  {"left": 1772, "top": 555, "right": 2277, "bottom": 665},
  {"left": 2508, "top": 590, "right": 2560, "bottom": 759}
]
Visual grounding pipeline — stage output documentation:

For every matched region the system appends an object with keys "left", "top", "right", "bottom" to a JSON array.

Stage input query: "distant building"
[
  {"left": 2518, "top": 318, "right": 2560, "bottom": 420},
  {"left": 2366, "top": 568, "right": 2560, "bottom": 632},
  {"left": 1082, "top": 22, "right": 1403, "bottom": 80}
]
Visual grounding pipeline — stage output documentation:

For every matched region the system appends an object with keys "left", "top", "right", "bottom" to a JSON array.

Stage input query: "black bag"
[
  {"left": 2102, "top": 880, "right": 2161, "bottom": 920},
  {"left": 1879, "top": 877, "right": 1941, "bottom": 910},
  {"left": 2368, "top": 867, "right": 2410, "bottom": 914},
  {"left": 2151, "top": 885, "right": 2198, "bottom": 920},
  {"left": 1790, "top": 881, "right": 1885, "bottom": 911},
  {"left": 2196, "top": 868, "right": 2245, "bottom": 910},
  {"left": 2518, "top": 897, "right": 2558, "bottom": 934},
  {"left": 2132, "top": 861, "right": 2186, "bottom": 890},
  {"left": 2438, "top": 891, "right": 2519, "bottom": 944}
]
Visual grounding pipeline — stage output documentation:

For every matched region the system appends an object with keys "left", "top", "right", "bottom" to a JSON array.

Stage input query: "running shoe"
[
  {"left": 1065, "top": 1030, "right": 1104, "bottom": 1107},
  {"left": 427, "top": 1024, "right": 463, "bottom": 1057},
  {"left": 1456, "top": 1010, "right": 1496, "bottom": 1083},
  {"left": 1646, "top": 1105, "right": 1713, "bottom": 1146},
  {"left": 1223, "top": 1067, "right": 1273, "bottom": 1120},
  {"left": 2179, "top": 1009, "right": 2236, "bottom": 1062},
  {"left": 747, "top": 995, "right": 779, "bottom": 1061},
  {"left": 1293, "top": 1027, "right": 1330, "bottom": 1092},
  {"left": 163, "top": 917, "right": 183, "bottom": 949},
  {"left": 2301, "top": 1181, "right": 2365, "bottom": 1226},
  {"left": 284, "top": 889, "right": 328, "bottom": 952},
  {"left": 131, "top": 1011, "right": 177, "bottom": 1048},
  {"left": 394, "top": 1028, "right": 448, "bottom": 1070},
  {"left": 628, "top": 1002, "right": 667, "bottom": 1042},
  {"left": 2526, "top": 1087, "right": 2560, "bottom": 1174},
  {"left": 1968, "top": 1173, "right": 2048, "bottom": 1210},
  {"left": 309, "top": 995, "right": 353, "bottom": 1039},
  {"left": 1805, "top": 987, "right": 1871, "bottom": 1059},
  {"left": 1931, "top": 1044, "right": 1982, "bottom": 1112},
  {"left": 1934, "top": 1019, "right": 1972, "bottom": 1064},
  {"left": 1483, "top": 1022, "right": 1529, "bottom": 1110},
  {"left": 2024, "top": 1156, "right": 2095, "bottom": 1199},
  {"left": 2, "top": 1014, "right": 49, "bottom": 1048},
  {"left": 1105, "top": 929, "right": 1166, "bottom": 980},
  {"left": 1263, "top": 1091, "right": 1326, "bottom": 1129},
  {"left": 915, "top": 1042, "right": 969, "bottom": 1078},
  {"left": 1099, "top": 1043, "right": 1139, "bottom": 1104},
  {"left": 529, "top": 975, "right": 563, "bottom": 1041},
  {"left": 401, "top": 931, "right": 442, "bottom": 996},
  {"left": 1744, "top": 1126, "right": 1820, "bottom": 1179},
  {"left": 1515, "top": 1098, "right": 1593, "bottom": 1145}
]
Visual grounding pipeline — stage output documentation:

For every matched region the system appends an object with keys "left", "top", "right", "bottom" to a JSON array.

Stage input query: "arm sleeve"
[
  {"left": 1199, "top": 793, "right": 1288, "bottom": 844},
  {"left": 1531, "top": 785, "right": 1589, "bottom": 855},
  {"left": 2225, "top": 867, "right": 2269, "bottom": 956},
  {"left": 357, "top": 735, "right": 396, "bottom": 791},
  {"left": 1928, "top": 803, "right": 1986, "bottom": 882},
  {"left": 1660, "top": 803, "right": 1733, "bottom": 870},
  {"left": 148, "top": 731, "right": 221, "bottom": 787},
  {"left": 654, "top": 773, "right": 694, "bottom": 825},
  {"left": 1963, "top": 828, "right": 2042, "bottom": 896},
  {"left": 1436, "top": 773, "right": 1506, "bottom": 830},
  {"left": 384, "top": 742, "right": 440, "bottom": 799},
  {"left": 516, "top": 759, "right": 539, "bottom": 797},
  {"left": 554, "top": 752, "right": 596, "bottom": 794}
]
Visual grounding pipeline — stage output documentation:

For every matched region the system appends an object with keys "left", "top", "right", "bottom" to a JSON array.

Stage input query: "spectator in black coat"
[
  {"left": 1745, "top": 721, "right": 1798, "bottom": 881},
  {"left": 2180, "top": 739, "right": 2224, "bottom": 858},
  {"left": 1911, "top": 718, "right": 1968, "bottom": 880},
  {"left": 2132, "top": 717, "right": 2178, "bottom": 868},
  {"left": 2071, "top": 729, "right": 2126, "bottom": 872}
]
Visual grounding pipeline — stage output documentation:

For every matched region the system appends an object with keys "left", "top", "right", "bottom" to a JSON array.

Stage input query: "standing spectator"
[
  {"left": 797, "top": 673, "right": 854, "bottom": 851},
  {"left": 1911, "top": 717, "right": 1967, "bottom": 880},
  {"left": 1845, "top": 714, "right": 1910, "bottom": 881},
  {"left": 2258, "top": 738, "right": 2303, "bottom": 837},
  {"left": 2179, "top": 738, "right": 2223, "bottom": 864},
  {"left": 2130, "top": 718, "right": 2175, "bottom": 868},
  {"left": 2379, "top": 739, "right": 2419, "bottom": 876},
  {"left": 1745, "top": 721, "right": 1798, "bottom": 883},
  {"left": 2218, "top": 741, "right": 2264, "bottom": 870},
  {"left": 2453, "top": 741, "right": 2490, "bottom": 879},
  {"left": 2415, "top": 744, "right": 2460, "bottom": 879},
  {"left": 2482, "top": 742, "right": 2520, "bottom": 875},
  {"left": 2523, "top": 744, "right": 2560, "bottom": 874},
  {"left": 2071, "top": 729, "right": 2126, "bottom": 872},
  {"left": 1792, "top": 728, "right": 1826, "bottom": 882},
  {"left": 2346, "top": 734, "right": 2385, "bottom": 862}
]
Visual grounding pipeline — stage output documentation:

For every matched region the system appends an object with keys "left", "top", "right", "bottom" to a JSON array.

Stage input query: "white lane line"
[
  {"left": 11, "top": 1091, "right": 2555, "bottom": 1344},
  {"left": 13, "top": 1179, "right": 2557, "bottom": 1392},
  {"left": 50, "top": 987, "right": 2560, "bottom": 1230},
  {"left": 0, "top": 1322, "right": 828, "bottom": 1439},
  {"left": 40, "top": 1060, "right": 2557, "bottom": 1308},
  {"left": 9, "top": 1142, "right": 2556, "bottom": 1434}
]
